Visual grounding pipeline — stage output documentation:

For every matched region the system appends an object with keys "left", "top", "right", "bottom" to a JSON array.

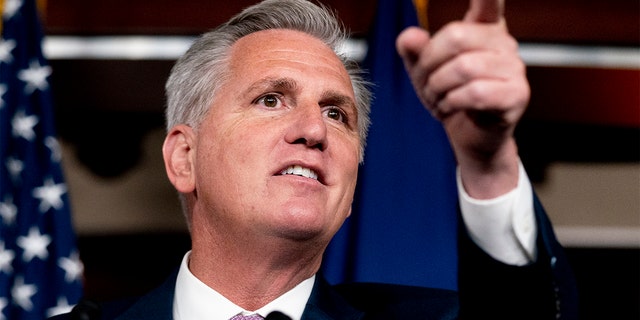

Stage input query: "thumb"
[
  {"left": 396, "top": 26, "right": 430, "bottom": 66},
  {"left": 464, "top": 0, "right": 504, "bottom": 23}
]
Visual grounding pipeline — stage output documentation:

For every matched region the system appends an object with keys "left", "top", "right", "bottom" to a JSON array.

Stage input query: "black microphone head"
[
  {"left": 69, "top": 299, "right": 101, "bottom": 320},
  {"left": 265, "top": 311, "right": 292, "bottom": 320}
]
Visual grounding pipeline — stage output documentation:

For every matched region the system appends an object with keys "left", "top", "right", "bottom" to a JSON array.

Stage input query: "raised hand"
[{"left": 396, "top": 0, "right": 529, "bottom": 198}]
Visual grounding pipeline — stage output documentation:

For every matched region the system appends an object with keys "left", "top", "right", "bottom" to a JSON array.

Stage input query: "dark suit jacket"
[
  {"left": 53, "top": 196, "right": 577, "bottom": 320},
  {"left": 65, "top": 271, "right": 459, "bottom": 320}
]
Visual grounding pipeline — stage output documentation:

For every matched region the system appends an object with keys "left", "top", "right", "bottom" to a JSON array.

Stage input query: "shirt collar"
[{"left": 173, "top": 251, "right": 314, "bottom": 320}]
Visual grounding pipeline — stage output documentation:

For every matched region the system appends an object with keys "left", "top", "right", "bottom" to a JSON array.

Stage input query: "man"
[{"left": 55, "top": 0, "right": 577, "bottom": 319}]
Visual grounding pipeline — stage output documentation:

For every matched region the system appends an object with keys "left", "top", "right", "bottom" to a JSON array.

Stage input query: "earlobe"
[{"left": 162, "top": 125, "right": 196, "bottom": 193}]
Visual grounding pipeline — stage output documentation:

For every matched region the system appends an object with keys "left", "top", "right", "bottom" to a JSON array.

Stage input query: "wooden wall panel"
[
  {"left": 44, "top": 0, "right": 639, "bottom": 45},
  {"left": 43, "top": 0, "right": 377, "bottom": 36},
  {"left": 527, "top": 67, "right": 640, "bottom": 127}
]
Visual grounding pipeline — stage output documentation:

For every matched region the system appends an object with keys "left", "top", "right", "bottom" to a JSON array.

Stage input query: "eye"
[
  {"left": 257, "top": 94, "right": 281, "bottom": 108},
  {"left": 324, "top": 107, "right": 347, "bottom": 123}
]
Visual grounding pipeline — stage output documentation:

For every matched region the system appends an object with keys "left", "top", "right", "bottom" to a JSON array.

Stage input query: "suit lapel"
[
  {"left": 301, "top": 276, "right": 364, "bottom": 320},
  {"left": 113, "top": 270, "right": 177, "bottom": 320}
]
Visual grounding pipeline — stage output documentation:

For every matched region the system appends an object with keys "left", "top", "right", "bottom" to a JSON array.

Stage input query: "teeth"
[{"left": 280, "top": 165, "right": 318, "bottom": 180}]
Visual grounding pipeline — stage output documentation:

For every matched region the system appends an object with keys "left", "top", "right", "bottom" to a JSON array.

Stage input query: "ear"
[{"left": 162, "top": 125, "right": 196, "bottom": 193}]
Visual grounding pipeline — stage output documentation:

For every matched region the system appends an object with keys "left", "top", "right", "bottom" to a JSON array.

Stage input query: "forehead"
[{"left": 226, "top": 29, "right": 353, "bottom": 92}]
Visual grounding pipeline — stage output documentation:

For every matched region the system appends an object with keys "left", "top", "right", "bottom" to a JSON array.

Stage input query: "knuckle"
[
  {"left": 456, "top": 54, "right": 480, "bottom": 80},
  {"left": 467, "top": 82, "right": 491, "bottom": 106},
  {"left": 515, "top": 58, "right": 528, "bottom": 75},
  {"left": 442, "top": 22, "right": 468, "bottom": 51},
  {"left": 510, "top": 80, "right": 531, "bottom": 107},
  {"left": 504, "top": 36, "right": 519, "bottom": 53}
]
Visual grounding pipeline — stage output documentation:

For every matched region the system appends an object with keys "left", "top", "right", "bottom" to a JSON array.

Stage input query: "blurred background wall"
[{"left": 39, "top": 0, "right": 638, "bottom": 318}]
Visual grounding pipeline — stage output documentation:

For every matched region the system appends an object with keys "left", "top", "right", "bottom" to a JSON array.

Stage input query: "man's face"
[{"left": 191, "top": 29, "right": 360, "bottom": 243}]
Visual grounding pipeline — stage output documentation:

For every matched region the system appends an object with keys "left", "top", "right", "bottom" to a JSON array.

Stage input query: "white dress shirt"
[
  {"left": 172, "top": 160, "right": 537, "bottom": 319},
  {"left": 173, "top": 252, "right": 314, "bottom": 320},
  {"left": 458, "top": 160, "right": 538, "bottom": 265}
]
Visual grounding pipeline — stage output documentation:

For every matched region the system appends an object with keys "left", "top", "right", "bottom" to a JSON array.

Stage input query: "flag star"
[
  {"left": 0, "top": 196, "right": 17, "bottom": 226},
  {"left": 18, "top": 59, "right": 52, "bottom": 94},
  {"left": 45, "top": 136, "right": 63, "bottom": 162},
  {"left": 0, "top": 297, "right": 7, "bottom": 320},
  {"left": 11, "top": 276, "right": 37, "bottom": 311},
  {"left": 5, "top": 157, "right": 24, "bottom": 181},
  {"left": 58, "top": 251, "right": 83, "bottom": 283},
  {"left": 0, "top": 39, "right": 16, "bottom": 64},
  {"left": 2, "top": 0, "right": 22, "bottom": 20},
  {"left": 12, "top": 110, "right": 39, "bottom": 141},
  {"left": 46, "top": 296, "right": 74, "bottom": 318},
  {"left": 0, "top": 242, "right": 14, "bottom": 274},
  {"left": 33, "top": 177, "right": 67, "bottom": 213},
  {"left": 17, "top": 227, "right": 51, "bottom": 262}
]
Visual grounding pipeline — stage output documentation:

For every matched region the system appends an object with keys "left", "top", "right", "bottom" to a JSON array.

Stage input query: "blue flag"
[
  {"left": 323, "top": 0, "right": 459, "bottom": 290},
  {"left": 0, "top": 1, "right": 83, "bottom": 319}
]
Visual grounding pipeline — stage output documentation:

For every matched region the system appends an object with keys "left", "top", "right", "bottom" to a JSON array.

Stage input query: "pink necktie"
[{"left": 229, "top": 313, "right": 264, "bottom": 320}]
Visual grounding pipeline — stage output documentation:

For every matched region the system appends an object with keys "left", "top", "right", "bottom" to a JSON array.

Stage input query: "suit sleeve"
[{"left": 457, "top": 194, "right": 578, "bottom": 320}]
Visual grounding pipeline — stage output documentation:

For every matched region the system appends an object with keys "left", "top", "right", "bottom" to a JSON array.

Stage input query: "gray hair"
[{"left": 165, "top": 0, "right": 372, "bottom": 159}]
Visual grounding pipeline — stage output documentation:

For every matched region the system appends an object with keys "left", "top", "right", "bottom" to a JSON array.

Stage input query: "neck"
[{"left": 188, "top": 224, "right": 326, "bottom": 311}]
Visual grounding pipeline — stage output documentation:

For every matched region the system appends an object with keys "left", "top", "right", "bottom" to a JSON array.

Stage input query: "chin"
[
  {"left": 270, "top": 220, "right": 326, "bottom": 241},
  {"left": 264, "top": 204, "right": 346, "bottom": 241},
  {"left": 271, "top": 217, "right": 337, "bottom": 243}
]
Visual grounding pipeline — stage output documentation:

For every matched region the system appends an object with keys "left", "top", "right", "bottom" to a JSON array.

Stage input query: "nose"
[{"left": 284, "top": 103, "right": 327, "bottom": 151}]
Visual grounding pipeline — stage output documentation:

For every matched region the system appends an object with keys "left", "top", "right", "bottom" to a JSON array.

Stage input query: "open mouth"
[{"left": 279, "top": 165, "right": 319, "bottom": 181}]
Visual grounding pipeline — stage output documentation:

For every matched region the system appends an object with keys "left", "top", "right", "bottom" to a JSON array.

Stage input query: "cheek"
[
  {"left": 193, "top": 132, "right": 259, "bottom": 216},
  {"left": 197, "top": 120, "right": 276, "bottom": 187},
  {"left": 327, "top": 135, "right": 360, "bottom": 206},
  {"left": 332, "top": 134, "right": 361, "bottom": 179},
  {"left": 199, "top": 117, "right": 258, "bottom": 160}
]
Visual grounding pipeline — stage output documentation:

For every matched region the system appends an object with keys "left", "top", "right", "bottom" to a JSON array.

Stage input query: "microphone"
[
  {"left": 265, "top": 311, "right": 292, "bottom": 320},
  {"left": 69, "top": 299, "right": 101, "bottom": 320}
]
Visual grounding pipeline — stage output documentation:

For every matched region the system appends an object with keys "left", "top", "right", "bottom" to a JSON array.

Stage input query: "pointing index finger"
[{"left": 464, "top": 0, "right": 504, "bottom": 23}]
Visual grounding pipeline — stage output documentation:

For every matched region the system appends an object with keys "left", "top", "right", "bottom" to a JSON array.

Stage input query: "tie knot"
[{"left": 229, "top": 313, "right": 264, "bottom": 320}]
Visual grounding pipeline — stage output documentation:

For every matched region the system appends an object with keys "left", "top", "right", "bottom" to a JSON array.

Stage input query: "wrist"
[{"left": 456, "top": 138, "right": 520, "bottom": 199}]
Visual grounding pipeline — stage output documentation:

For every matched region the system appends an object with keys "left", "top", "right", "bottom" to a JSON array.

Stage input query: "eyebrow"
[
  {"left": 320, "top": 90, "right": 355, "bottom": 106},
  {"left": 244, "top": 77, "right": 300, "bottom": 96}
]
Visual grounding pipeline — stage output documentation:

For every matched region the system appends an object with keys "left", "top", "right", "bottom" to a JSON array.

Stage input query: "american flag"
[{"left": 0, "top": 0, "right": 83, "bottom": 319}]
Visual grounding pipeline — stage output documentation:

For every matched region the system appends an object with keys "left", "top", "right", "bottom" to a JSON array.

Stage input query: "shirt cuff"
[{"left": 457, "top": 160, "right": 538, "bottom": 266}]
